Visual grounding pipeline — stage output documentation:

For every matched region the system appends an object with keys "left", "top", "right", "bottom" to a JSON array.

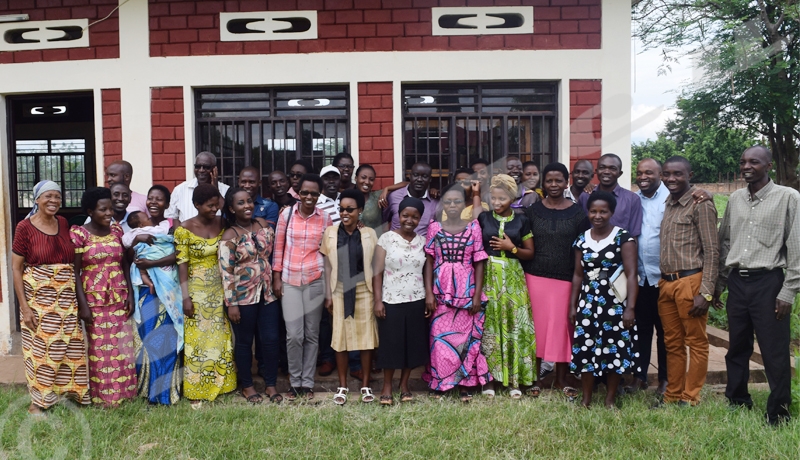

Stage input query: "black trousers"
[
  {"left": 725, "top": 269, "right": 792, "bottom": 423},
  {"left": 634, "top": 282, "right": 667, "bottom": 383}
]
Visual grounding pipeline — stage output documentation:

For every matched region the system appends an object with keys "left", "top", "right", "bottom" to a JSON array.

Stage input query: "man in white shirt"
[
  {"left": 165, "top": 152, "right": 229, "bottom": 221},
  {"left": 106, "top": 160, "right": 149, "bottom": 215}
]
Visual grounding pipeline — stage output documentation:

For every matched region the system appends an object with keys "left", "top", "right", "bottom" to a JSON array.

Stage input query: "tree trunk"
[{"left": 770, "top": 128, "right": 800, "bottom": 190}]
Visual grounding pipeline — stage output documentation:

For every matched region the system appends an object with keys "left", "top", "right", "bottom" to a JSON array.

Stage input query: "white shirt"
[{"left": 165, "top": 178, "right": 229, "bottom": 221}]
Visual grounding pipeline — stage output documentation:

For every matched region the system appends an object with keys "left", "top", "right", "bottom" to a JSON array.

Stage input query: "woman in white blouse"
[{"left": 372, "top": 197, "right": 430, "bottom": 405}]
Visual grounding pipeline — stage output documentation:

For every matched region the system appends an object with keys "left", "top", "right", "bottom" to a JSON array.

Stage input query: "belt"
[
  {"left": 661, "top": 268, "right": 701, "bottom": 282},
  {"left": 735, "top": 268, "right": 777, "bottom": 277}
]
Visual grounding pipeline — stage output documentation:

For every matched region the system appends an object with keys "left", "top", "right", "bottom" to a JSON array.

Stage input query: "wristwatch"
[
  {"left": 511, "top": 246, "right": 518, "bottom": 255},
  {"left": 701, "top": 293, "right": 713, "bottom": 302}
]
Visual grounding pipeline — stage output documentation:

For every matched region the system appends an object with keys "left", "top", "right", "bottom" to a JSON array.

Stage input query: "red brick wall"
[
  {"left": 101, "top": 89, "right": 122, "bottom": 169},
  {"left": 149, "top": 0, "right": 601, "bottom": 57},
  {"left": 151, "top": 87, "right": 186, "bottom": 190},
  {"left": 569, "top": 79, "right": 601, "bottom": 173},
  {"left": 357, "top": 82, "right": 394, "bottom": 189},
  {"left": 0, "top": 0, "right": 120, "bottom": 64}
]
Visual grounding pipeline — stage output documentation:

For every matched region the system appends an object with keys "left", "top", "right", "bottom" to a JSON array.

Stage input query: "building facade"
[{"left": 0, "top": 0, "right": 631, "bottom": 354}]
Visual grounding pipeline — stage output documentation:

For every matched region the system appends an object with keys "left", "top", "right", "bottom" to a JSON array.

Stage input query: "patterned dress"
[
  {"left": 14, "top": 216, "right": 90, "bottom": 408},
  {"left": 570, "top": 227, "right": 640, "bottom": 376},
  {"left": 477, "top": 212, "right": 537, "bottom": 388},
  {"left": 71, "top": 224, "right": 137, "bottom": 406},
  {"left": 422, "top": 220, "right": 492, "bottom": 391},
  {"left": 174, "top": 226, "right": 237, "bottom": 401}
]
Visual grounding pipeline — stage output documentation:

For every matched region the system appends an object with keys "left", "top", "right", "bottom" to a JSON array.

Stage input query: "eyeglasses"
[
  {"left": 336, "top": 164, "right": 354, "bottom": 170},
  {"left": 339, "top": 206, "right": 358, "bottom": 213},
  {"left": 194, "top": 164, "right": 214, "bottom": 171},
  {"left": 298, "top": 190, "right": 320, "bottom": 198},
  {"left": 457, "top": 180, "right": 473, "bottom": 187},
  {"left": 288, "top": 172, "right": 304, "bottom": 178},
  {"left": 442, "top": 200, "right": 465, "bottom": 206}
]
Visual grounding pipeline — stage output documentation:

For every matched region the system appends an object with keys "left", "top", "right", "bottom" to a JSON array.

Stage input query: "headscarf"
[
  {"left": 491, "top": 174, "right": 518, "bottom": 200},
  {"left": 26, "top": 180, "right": 61, "bottom": 219},
  {"left": 398, "top": 196, "right": 425, "bottom": 217}
]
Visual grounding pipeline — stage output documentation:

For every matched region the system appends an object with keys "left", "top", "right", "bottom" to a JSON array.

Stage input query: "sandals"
[
  {"left": 190, "top": 400, "right": 203, "bottom": 410},
  {"left": 333, "top": 387, "right": 348, "bottom": 405},
  {"left": 562, "top": 386, "right": 579, "bottom": 402},
  {"left": 286, "top": 387, "right": 304, "bottom": 402},
  {"left": 459, "top": 391, "right": 472, "bottom": 403},
  {"left": 481, "top": 386, "right": 495, "bottom": 398},
  {"left": 380, "top": 395, "right": 393, "bottom": 405},
  {"left": 527, "top": 386, "right": 542, "bottom": 398},
  {"left": 509, "top": 388, "right": 523, "bottom": 400},
  {"left": 269, "top": 393, "right": 283, "bottom": 404},
  {"left": 400, "top": 392, "right": 413, "bottom": 402},
  {"left": 361, "top": 387, "right": 375, "bottom": 403},
  {"left": 239, "top": 390, "right": 263, "bottom": 405},
  {"left": 304, "top": 387, "right": 315, "bottom": 400}
]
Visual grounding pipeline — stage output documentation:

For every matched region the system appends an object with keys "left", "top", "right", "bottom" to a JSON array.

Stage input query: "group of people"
[{"left": 12, "top": 146, "right": 797, "bottom": 425}]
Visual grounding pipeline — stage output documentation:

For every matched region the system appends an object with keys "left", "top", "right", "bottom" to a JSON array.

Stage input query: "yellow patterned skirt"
[
  {"left": 20, "top": 264, "right": 90, "bottom": 408},
  {"left": 183, "top": 265, "right": 236, "bottom": 401}
]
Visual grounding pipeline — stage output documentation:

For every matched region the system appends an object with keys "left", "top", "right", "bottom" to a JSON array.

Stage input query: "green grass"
[
  {"left": 714, "top": 193, "right": 729, "bottom": 217},
  {"left": 0, "top": 387, "right": 798, "bottom": 459}
]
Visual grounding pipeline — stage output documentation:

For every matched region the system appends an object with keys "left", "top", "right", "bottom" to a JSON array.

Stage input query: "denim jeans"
[{"left": 230, "top": 299, "right": 280, "bottom": 388}]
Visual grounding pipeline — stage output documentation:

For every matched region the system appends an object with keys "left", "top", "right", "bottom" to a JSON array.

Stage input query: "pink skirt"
[{"left": 525, "top": 274, "right": 573, "bottom": 363}]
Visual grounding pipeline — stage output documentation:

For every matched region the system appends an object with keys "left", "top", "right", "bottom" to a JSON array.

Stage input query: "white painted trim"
[
  {"left": 558, "top": 78, "right": 570, "bottom": 165},
  {"left": 431, "top": 7, "right": 534, "bottom": 36},
  {"left": 183, "top": 86, "right": 195, "bottom": 180},
  {"left": 219, "top": 11, "right": 317, "bottom": 41},
  {"left": 0, "top": 94, "right": 12, "bottom": 354},
  {"left": 348, "top": 81, "right": 359, "bottom": 165},
  {"left": 93, "top": 88, "right": 105, "bottom": 186},
  {"left": 0, "top": 19, "right": 89, "bottom": 52},
  {"left": 392, "top": 80, "right": 403, "bottom": 182}
]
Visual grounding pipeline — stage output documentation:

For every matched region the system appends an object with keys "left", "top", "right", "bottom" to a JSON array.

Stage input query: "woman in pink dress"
[
  {"left": 423, "top": 184, "right": 492, "bottom": 402},
  {"left": 72, "top": 187, "right": 137, "bottom": 406}
]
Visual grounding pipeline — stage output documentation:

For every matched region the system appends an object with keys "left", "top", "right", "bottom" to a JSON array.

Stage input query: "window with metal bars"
[
  {"left": 196, "top": 87, "right": 349, "bottom": 188},
  {"left": 402, "top": 83, "right": 558, "bottom": 190}
]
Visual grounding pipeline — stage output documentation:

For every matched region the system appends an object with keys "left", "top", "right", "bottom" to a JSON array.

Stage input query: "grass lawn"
[
  {"left": 714, "top": 193, "right": 729, "bottom": 217},
  {"left": 0, "top": 386, "right": 798, "bottom": 459}
]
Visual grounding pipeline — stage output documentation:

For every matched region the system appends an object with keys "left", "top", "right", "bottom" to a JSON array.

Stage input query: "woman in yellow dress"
[{"left": 175, "top": 183, "right": 236, "bottom": 408}]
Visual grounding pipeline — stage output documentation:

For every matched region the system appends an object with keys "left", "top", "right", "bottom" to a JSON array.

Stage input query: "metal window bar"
[
  {"left": 403, "top": 83, "right": 558, "bottom": 187},
  {"left": 196, "top": 87, "right": 349, "bottom": 184}
]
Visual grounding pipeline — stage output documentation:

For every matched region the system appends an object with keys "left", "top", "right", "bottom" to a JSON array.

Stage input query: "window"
[
  {"left": 403, "top": 83, "right": 558, "bottom": 188},
  {"left": 15, "top": 139, "right": 87, "bottom": 209},
  {"left": 196, "top": 87, "right": 349, "bottom": 186}
]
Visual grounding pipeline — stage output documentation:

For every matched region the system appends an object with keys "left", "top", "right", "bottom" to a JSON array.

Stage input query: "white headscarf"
[{"left": 26, "top": 180, "right": 61, "bottom": 219}]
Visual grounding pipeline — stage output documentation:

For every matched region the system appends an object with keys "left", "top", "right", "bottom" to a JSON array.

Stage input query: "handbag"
[{"left": 609, "top": 265, "right": 627, "bottom": 302}]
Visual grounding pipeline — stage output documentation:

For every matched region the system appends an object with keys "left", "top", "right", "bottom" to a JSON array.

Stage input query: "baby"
[{"left": 123, "top": 211, "right": 170, "bottom": 294}]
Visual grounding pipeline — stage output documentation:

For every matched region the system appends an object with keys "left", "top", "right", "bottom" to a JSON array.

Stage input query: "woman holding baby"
[{"left": 125, "top": 184, "right": 183, "bottom": 405}]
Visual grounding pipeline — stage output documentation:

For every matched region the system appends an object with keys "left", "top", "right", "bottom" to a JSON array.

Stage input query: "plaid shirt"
[
  {"left": 273, "top": 203, "right": 331, "bottom": 287},
  {"left": 717, "top": 180, "right": 800, "bottom": 303},
  {"left": 660, "top": 186, "right": 719, "bottom": 295}
]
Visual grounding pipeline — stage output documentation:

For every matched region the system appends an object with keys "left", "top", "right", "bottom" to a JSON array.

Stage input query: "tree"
[
  {"left": 632, "top": 98, "right": 759, "bottom": 183},
  {"left": 634, "top": 0, "right": 800, "bottom": 189}
]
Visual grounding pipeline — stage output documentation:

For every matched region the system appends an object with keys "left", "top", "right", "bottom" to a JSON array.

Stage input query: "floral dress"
[
  {"left": 175, "top": 226, "right": 237, "bottom": 401},
  {"left": 71, "top": 224, "right": 136, "bottom": 406},
  {"left": 570, "top": 227, "right": 640, "bottom": 376},
  {"left": 422, "top": 220, "right": 492, "bottom": 391}
]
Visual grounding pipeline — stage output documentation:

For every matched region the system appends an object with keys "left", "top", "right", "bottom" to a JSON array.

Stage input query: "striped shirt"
[
  {"left": 659, "top": 186, "right": 719, "bottom": 295},
  {"left": 164, "top": 178, "right": 229, "bottom": 221},
  {"left": 316, "top": 193, "right": 341, "bottom": 227},
  {"left": 273, "top": 204, "right": 332, "bottom": 286},
  {"left": 717, "top": 180, "right": 800, "bottom": 303}
]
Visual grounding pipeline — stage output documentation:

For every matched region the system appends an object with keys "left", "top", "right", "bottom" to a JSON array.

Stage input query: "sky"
[{"left": 630, "top": 39, "right": 696, "bottom": 144}]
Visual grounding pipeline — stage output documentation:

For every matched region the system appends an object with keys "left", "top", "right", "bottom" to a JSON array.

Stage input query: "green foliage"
[
  {"left": 792, "top": 349, "right": 800, "bottom": 417},
  {"left": 632, "top": 99, "right": 761, "bottom": 183},
  {"left": 634, "top": 0, "right": 800, "bottom": 189},
  {"left": 711, "top": 291, "right": 800, "bottom": 343}
]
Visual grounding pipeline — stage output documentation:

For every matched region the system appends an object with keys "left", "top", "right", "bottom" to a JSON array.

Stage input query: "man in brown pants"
[{"left": 655, "top": 156, "right": 719, "bottom": 406}]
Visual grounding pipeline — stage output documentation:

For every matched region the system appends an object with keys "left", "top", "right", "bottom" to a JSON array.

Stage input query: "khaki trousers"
[{"left": 658, "top": 272, "right": 709, "bottom": 404}]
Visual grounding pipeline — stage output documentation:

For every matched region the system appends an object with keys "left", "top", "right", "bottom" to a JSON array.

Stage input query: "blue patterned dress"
[{"left": 570, "top": 227, "right": 640, "bottom": 377}]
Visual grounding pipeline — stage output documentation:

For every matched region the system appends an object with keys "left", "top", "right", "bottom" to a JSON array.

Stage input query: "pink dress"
[
  {"left": 71, "top": 224, "right": 137, "bottom": 406},
  {"left": 422, "top": 220, "right": 492, "bottom": 391}
]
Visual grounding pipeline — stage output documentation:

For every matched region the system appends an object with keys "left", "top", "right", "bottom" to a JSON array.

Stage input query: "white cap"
[{"left": 319, "top": 165, "right": 341, "bottom": 177}]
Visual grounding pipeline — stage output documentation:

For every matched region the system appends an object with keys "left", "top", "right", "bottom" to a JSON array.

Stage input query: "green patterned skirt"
[{"left": 482, "top": 256, "right": 536, "bottom": 388}]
